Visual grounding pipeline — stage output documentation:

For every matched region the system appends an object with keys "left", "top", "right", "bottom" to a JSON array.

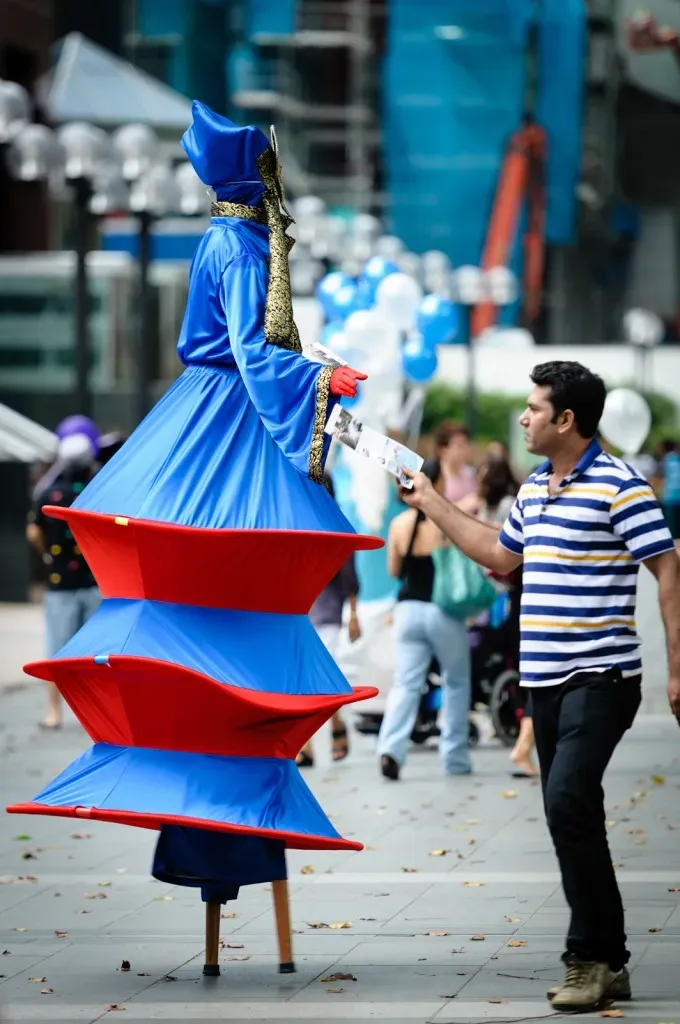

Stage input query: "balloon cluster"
[{"left": 314, "top": 255, "right": 466, "bottom": 394}]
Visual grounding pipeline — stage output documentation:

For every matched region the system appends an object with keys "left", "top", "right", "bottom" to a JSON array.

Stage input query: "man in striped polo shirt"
[{"left": 401, "top": 361, "right": 680, "bottom": 1012}]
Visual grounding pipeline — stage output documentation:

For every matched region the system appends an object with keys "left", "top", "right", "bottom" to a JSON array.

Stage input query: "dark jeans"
[{"left": 531, "top": 669, "right": 641, "bottom": 970}]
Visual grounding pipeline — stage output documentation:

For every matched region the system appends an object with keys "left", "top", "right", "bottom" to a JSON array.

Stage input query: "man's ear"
[{"left": 557, "top": 408, "right": 575, "bottom": 434}]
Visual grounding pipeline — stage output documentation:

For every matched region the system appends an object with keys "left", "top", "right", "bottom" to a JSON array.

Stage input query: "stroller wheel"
[
  {"left": 490, "top": 669, "right": 523, "bottom": 747},
  {"left": 468, "top": 720, "right": 480, "bottom": 747}
]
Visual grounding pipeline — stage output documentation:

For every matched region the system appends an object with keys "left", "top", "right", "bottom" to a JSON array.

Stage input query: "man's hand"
[
  {"left": 329, "top": 366, "right": 367, "bottom": 399},
  {"left": 348, "top": 612, "right": 361, "bottom": 644},
  {"left": 398, "top": 467, "right": 435, "bottom": 510},
  {"left": 668, "top": 676, "right": 680, "bottom": 726}
]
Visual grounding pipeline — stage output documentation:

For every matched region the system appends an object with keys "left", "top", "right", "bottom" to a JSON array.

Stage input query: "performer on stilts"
[{"left": 8, "top": 102, "right": 383, "bottom": 976}]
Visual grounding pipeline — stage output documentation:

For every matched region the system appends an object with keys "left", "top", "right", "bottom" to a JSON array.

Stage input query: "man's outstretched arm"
[
  {"left": 644, "top": 548, "right": 680, "bottom": 724},
  {"left": 399, "top": 468, "right": 522, "bottom": 575}
]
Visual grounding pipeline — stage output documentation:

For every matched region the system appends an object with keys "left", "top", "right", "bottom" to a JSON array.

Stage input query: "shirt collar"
[{"left": 537, "top": 438, "right": 602, "bottom": 487}]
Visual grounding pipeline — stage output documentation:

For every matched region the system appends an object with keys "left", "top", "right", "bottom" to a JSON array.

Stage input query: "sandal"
[
  {"left": 296, "top": 750, "right": 314, "bottom": 768},
  {"left": 331, "top": 725, "right": 349, "bottom": 762}
]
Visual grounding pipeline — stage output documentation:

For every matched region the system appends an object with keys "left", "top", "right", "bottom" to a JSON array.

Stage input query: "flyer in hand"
[{"left": 325, "top": 405, "right": 424, "bottom": 488}]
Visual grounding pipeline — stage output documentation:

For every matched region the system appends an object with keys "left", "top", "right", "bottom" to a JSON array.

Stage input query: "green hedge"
[{"left": 423, "top": 382, "right": 680, "bottom": 452}]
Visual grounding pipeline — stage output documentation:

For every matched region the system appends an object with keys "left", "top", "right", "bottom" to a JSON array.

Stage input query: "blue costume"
[{"left": 8, "top": 103, "right": 381, "bottom": 915}]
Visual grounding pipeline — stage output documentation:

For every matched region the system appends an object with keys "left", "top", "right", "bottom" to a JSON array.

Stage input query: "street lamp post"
[
  {"left": 57, "top": 122, "right": 121, "bottom": 418},
  {"left": 113, "top": 125, "right": 182, "bottom": 423},
  {"left": 622, "top": 307, "right": 664, "bottom": 393}
]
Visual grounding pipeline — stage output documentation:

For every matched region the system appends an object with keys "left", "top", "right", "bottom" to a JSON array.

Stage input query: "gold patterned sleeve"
[{"left": 309, "top": 365, "right": 334, "bottom": 484}]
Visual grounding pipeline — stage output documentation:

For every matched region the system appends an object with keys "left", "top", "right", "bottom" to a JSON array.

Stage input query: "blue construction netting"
[{"left": 383, "top": 0, "right": 585, "bottom": 261}]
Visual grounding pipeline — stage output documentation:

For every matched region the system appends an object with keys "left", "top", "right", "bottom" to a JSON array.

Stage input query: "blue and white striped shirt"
[{"left": 498, "top": 439, "right": 675, "bottom": 687}]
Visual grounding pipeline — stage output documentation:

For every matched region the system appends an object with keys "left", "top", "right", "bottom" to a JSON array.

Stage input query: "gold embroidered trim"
[
  {"left": 211, "top": 201, "right": 266, "bottom": 224},
  {"left": 310, "top": 365, "right": 333, "bottom": 483},
  {"left": 256, "top": 144, "right": 301, "bottom": 354}
]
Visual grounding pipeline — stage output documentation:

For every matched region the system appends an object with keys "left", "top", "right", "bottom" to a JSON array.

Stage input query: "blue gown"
[{"left": 8, "top": 102, "right": 381, "bottom": 902}]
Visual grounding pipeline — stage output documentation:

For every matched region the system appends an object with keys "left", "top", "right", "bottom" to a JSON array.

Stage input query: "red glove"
[{"left": 329, "top": 365, "right": 367, "bottom": 399}]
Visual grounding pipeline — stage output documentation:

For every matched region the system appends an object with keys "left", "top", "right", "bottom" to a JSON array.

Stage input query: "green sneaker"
[{"left": 548, "top": 960, "right": 631, "bottom": 1011}]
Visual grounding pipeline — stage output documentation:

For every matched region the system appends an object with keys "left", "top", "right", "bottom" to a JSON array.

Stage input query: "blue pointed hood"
[{"left": 181, "top": 100, "right": 270, "bottom": 204}]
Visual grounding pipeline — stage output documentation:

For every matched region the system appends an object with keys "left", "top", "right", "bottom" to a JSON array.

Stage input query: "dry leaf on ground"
[
  {"left": 119, "top": 960, "right": 130, "bottom": 972},
  {"left": 501, "top": 790, "right": 517, "bottom": 799},
  {"left": 471, "top": 934, "right": 486, "bottom": 941},
  {"left": 463, "top": 881, "right": 485, "bottom": 888},
  {"left": 153, "top": 896, "right": 173, "bottom": 901},
  {"left": 28, "top": 977, "right": 47, "bottom": 983},
  {"left": 321, "top": 972, "right": 356, "bottom": 982},
  {"left": 600, "top": 1010, "right": 624, "bottom": 1018},
  {"left": 489, "top": 999, "right": 509, "bottom": 1004},
  {"left": 651, "top": 775, "right": 665, "bottom": 785},
  {"left": 667, "top": 887, "right": 680, "bottom": 893},
  {"left": 429, "top": 849, "right": 448, "bottom": 857},
  {"left": 228, "top": 955, "right": 250, "bottom": 961},
  {"left": 306, "top": 922, "right": 329, "bottom": 929},
  {"left": 98, "top": 881, "right": 112, "bottom": 888},
  {"left": 424, "top": 930, "right": 449, "bottom": 937},
  {"left": 54, "top": 930, "right": 68, "bottom": 938},
  {"left": 648, "top": 927, "right": 663, "bottom": 933},
  {"left": 70, "top": 833, "right": 92, "bottom": 839},
  {"left": 136, "top": 972, "right": 150, "bottom": 977},
  {"left": 300, "top": 865, "right": 315, "bottom": 875},
  {"left": 225, "top": 943, "right": 244, "bottom": 949},
  {"left": 11, "top": 927, "right": 27, "bottom": 933},
  {"left": 107, "top": 1005, "right": 126, "bottom": 1012},
  {"left": 507, "top": 939, "right": 526, "bottom": 947},
  {"left": 84, "top": 892, "right": 107, "bottom": 900},
  {"left": 401, "top": 866, "right": 419, "bottom": 873},
  {"left": 325, "top": 987, "right": 345, "bottom": 993},
  {"left": 221, "top": 912, "right": 237, "bottom": 919},
  {"left": 40, "top": 988, "right": 53, "bottom": 995},
  {"left": 465, "top": 818, "right": 481, "bottom": 825},
  {"left": 329, "top": 921, "right": 351, "bottom": 929},
  {"left": 505, "top": 916, "right": 521, "bottom": 923}
]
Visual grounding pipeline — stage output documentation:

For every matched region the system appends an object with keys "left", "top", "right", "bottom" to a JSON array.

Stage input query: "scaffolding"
[{"left": 232, "top": 0, "right": 383, "bottom": 211}]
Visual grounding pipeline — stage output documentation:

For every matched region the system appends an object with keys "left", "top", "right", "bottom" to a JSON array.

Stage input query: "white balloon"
[
  {"left": 599, "top": 389, "right": 651, "bottom": 456},
  {"left": 485, "top": 265, "right": 519, "bottom": 306},
  {"left": 622, "top": 307, "right": 664, "bottom": 348},
  {"left": 374, "top": 234, "right": 404, "bottom": 260},
  {"left": 396, "top": 251, "right": 422, "bottom": 281},
  {"left": 452, "top": 265, "right": 485, "bottom": 305},
  {"left": 422, "top": 249, "right": 450, "bottom": 273},
  {"left": 293, "top": 195, "right": 326, "bottom": 219},
  {"left": 353, "top": 213, "right": 381, "bottom": 239},
  {"left": 375, "top": 273, "right": 423, "bottom": 332}
]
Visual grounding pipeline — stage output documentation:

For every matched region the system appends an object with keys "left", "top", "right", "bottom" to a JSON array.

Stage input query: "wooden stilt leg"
[
  {"left": 272, "top": 879, "right": 295, "bottom": 973},
  {"left": 203, "top": 901, "right": 221, "bottom": 976}
]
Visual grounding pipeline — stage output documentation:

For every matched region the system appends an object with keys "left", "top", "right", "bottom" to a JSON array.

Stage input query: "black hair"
[
  {"left": 530, "top": 361, "right": 606, "bottom": 440},
  {"left": 421, "top": 456, "right": 442, "bottom": 487},
  {"left": 480, "top": 459, "right": 517, "bottom": 508},
  {"left": 661, "top": 439, "right": 678, "bottom": 455}
]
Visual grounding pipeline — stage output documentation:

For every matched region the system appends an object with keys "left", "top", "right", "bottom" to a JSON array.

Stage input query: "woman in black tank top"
[{"left": 378, "top": 458, "right": 472, "bottom": 781}]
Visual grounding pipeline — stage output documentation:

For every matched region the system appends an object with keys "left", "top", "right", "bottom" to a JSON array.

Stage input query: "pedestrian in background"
[
  {"left": 26, "top": 417, "right": 101, "bottom": 730},
  {"left": 297, "top": 471, "right": 361, "bottom": 766},
  {"left": 400, "top": 361, "right": 680, "bottom": 1011},
  {"left": 378, "top": 456, "right": 472, "bottom": 781}
]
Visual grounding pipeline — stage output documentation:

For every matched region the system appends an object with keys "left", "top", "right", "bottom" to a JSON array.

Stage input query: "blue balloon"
[
  {"left": 329, "top": 281, "right": 371, "bottom": 321},
  {"left": 322, "top": 321, "right": 345, "bottom": 344},
  {"left": 361, "top": 256, "right": 399, "bottom": 299},
  {"left": 316, "top": 271, "right": 352, "bottom": 318},
  {"left": 416, "top": 294, "right": 460, "bottom": 347},
  {"left": 402, "top": 335, "right": 438, "bottom": 383}
]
